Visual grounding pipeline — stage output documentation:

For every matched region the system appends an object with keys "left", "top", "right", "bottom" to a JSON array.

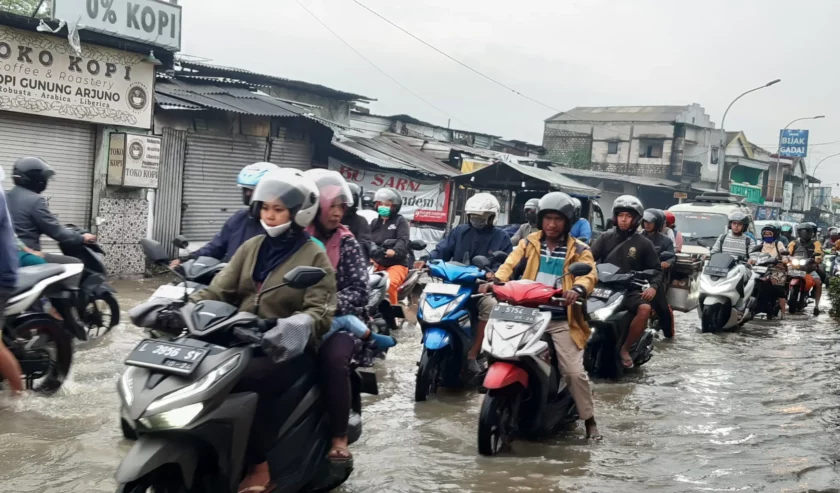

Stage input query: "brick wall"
[
  {"left": 543, "top": 128, "right": 591, "bottom": 165},
  {"left": 588, "top": 161, "right": 670, "bottom": 176}
]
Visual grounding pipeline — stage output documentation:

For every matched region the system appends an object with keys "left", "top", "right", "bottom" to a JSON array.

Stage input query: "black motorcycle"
[
  {"left": 171, "top": 235, "right": 227, "bottom": 290},
  {"left": 750, "top": 252, "right": 783, "bottom": 319}
]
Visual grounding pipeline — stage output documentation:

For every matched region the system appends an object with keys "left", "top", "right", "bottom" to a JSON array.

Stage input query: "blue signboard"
[{"left": 779, "top": 129, "right": 809, "bottom": 157}]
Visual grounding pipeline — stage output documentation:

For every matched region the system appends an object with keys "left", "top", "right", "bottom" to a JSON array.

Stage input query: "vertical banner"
[{"left": 779, "top": 129, "right": 809, "bottom": 158}]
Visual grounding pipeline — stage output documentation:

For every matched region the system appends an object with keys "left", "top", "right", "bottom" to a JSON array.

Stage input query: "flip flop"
[
  {"left": 328, "top": 446, "right": 353, "bottom": 463},
  {"left": 586, "top": 433, "right": 604, "bottom": 441},
  {"left": 238, "top": 482, "right": 276, "bottom": 493},
  {"left": 620, "top": 355, "right": 634, "bottom": 369}
]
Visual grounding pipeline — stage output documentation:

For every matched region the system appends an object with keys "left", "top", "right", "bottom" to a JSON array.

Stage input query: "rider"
[
  {"left": 358, "top": 190, "right": 380, "bottom": 224},
  {"left": 493, "top": 191, "right": 601, "bottom": 440},
  {"left": 788, "top": 222, "right": 823, "bottom": 315},
  {"left": 340, "top": 183, "right": 372, "bottom": 257},
  {"left": 590, "top": 196, "right": 662, "bottom": 369},
  {"left": 369, "top": 188, "right": 411, "bottom": 305},
  {"left": 758, "top": 223, "right": 788, "bottom": 319},
  {"left": 710, "top": 212, "right": 756, "bottom": 288},
  {"left": 0, "top": 170, "right": 23, "bottom": 396},
  {"left": 640, "top": 209, "right": 675, "bottom": 338},
  {"left": 7, "top": 157, "right": 96, "bottom": 262},
  {"left": 416, "top": 192, "right": 513, "bottom": 376},
  {"left": 569, "top": 197, "right": 592, "bottom": 244},
  {"left": 828, "top": 227, "right": 840, "bottom": 253},
  {"left": 170, "top": 162, "right": 278, "bottom": 268},
  {"left": 780, "top": 224, "right": 794, "bottom": 247},
  {"left": 190, "top": 169, "right": 337, "bottom": 492},
  {"left": 664, "top": 211, "right": 683, "bottom": 253},
  {"left": 511, "top": 198, "right": 540, "bottom": 245}
]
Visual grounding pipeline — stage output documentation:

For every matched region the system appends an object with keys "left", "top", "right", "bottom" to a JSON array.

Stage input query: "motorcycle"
[
  {"left": 698, "top": 253, "right": 756, "bottom": 332},
  {"left": 477, "top": 262, "right": 593, "bottom": 456},
  {"left": 2, "top": 264, "right": 81, "bottom": 393},
  {"left": 750, "top": 252, "right": 784, "bottom": 319},
  {"left": 171, "top": 236, "right": 227, "bottom": 290},
  {"left": 786, "top": 254, "right": 816, "bottom": 314},
  {"left": 584, "top": 264, "right": 658, "bottom": 379},
  {"left": 117, "top": 242, "right": 378, "bottom": 492},
  {"left": 369, "top": 239, "right": 427, "bottom": 330},
  {"left": 413, "top": 253, "right": 502, "bottom": 402}
]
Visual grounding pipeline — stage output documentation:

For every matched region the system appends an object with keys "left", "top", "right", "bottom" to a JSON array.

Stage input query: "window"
[
  {"left": 639, "top": 139, "right": 664, "bottom": 158},
  {"left": 607, "top": 141, "right": 619, "bottom": 154}
]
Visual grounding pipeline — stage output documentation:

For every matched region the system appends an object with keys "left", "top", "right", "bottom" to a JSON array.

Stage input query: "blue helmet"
[{"left": 237, "top": 162, "right": 280, "bottom": 190}]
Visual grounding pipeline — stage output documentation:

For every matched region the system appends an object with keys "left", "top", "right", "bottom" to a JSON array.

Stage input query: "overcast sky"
[{"left": 180, "top": 0, "right": 840, "bottom": 186}]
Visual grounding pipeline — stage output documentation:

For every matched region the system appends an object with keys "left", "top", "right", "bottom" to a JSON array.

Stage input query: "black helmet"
[
  {"left": 761, "top": 223, "right": 780, "bottom": 239},
  {"left": 571, "top": 197, "right": 582, "bottom": 223},
  {"left": 537, "top": 192, "right": 575, "bottom": 234},
  {"left": 361, "top": 191, "right": 375, "bottom": 210},
  {"left": 374, "top": 188, "right": 403, "bottom": 214},
  {"left": 348, "top": 183, "right": 362, "bottom": 209},
  {"left": 13, "top": 157, "right": 54, "bottom": 193},
  {"left": 642, "top": 208, "right": 665, "bottom": 232},
  {"left": 727, "top": 211, "right": 750, "bottom": 230},
  {"left": 797, "top": 222, "right": 817, "bottom": 241},
  {"left": 612, "top": 195, "right": 644, "bottom": 230}
]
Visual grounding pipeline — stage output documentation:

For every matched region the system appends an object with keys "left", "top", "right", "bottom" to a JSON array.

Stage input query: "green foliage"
[
  {"left": 828, "top": 276, "right": 840, "bottom": 318},
  {"left": 563, "top": 148, "right": 592, "bottom": 169},
  {"left": 0, "top": 0, "right": 50, "bottom": 17}
]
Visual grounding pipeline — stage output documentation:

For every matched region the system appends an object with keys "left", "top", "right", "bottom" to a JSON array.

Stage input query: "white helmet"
[
  {"left": 465, "top": 193, "right": 501, "bottom": 217},
  {"left": 250, "top": 168, "right": 319, "bottom": 235}
]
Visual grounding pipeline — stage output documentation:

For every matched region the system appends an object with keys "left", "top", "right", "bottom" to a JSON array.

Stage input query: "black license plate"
[
  {"left": 491, "top": 305, "right": 540, "bottom": 324},
  {"left": 704, "top": 266, "right": 729, "bottom": 276},
  {"left": 592, "top": 288, "right": 612, "bottom": 299},
  {"left": 125, "top": 339, "right": 210, "bottom": 376}
]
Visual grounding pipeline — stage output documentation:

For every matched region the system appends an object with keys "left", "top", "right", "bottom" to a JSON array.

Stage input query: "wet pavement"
[{"left": 1, "top": 280, "right": 839, "bottom": 492}]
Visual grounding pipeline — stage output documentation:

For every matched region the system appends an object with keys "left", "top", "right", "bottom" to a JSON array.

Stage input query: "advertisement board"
[
  {"left": 811, "top": 186, "right": 833, "bottom": 210},
  {"left": 779, "top": 129, "right": 809, "bottom": 158},
  {"left": 0, "top": 25, "right": 154, "bottom": 128},
  {"left": 782, "top": 181, "right": 793, "bottom": 210},
  {"left": 107, "top": 133, "right": 161, "bottom": 188}
]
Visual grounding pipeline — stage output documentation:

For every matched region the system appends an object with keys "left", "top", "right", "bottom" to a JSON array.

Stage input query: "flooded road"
[{"left": 1, "top": 280, "right": 839, "bottom": 492}]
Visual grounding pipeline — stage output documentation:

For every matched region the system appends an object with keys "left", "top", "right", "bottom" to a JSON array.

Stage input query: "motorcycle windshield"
[
  {"left": 428, "top": 261, "right": 485, "bottom": 284},
  {"left": 596, "top": 263, "right": 634, "bottom": 284},
  {"left": 708, "top": 253, "right": 737, "bottom": 270}
]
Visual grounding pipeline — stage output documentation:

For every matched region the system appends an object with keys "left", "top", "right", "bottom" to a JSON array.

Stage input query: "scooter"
[
  {"left": 117, "top": 242, "right": 378, "bottom": 492},
  {"left": 2, "top": 263, "right": 81, "bottom": 393},
  {"left": 369, "top": 239, "right": 427, "bottom": 303},
  {"left": 786, "top": 254, "right": 816, "bottom": 314},
  {"left": 171, "top": 236, "right": 227, "bottom": 291},
  {"left": 477, "top": 262, "right": 593, "bottom": 456},
  {"left": 750, "top": 252, "right": 783, "bottom": 319},
  {"left": 585, "top": 264, "right": 658, "bottom": 379},
  {"left": 697, "top": 253, "right": 756, "bottom": 332}
]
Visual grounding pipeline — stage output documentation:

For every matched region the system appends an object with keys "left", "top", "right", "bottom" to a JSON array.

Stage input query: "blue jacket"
[
  {"left": 570, "top": 218, "right": 592, "bottom": 243},
  {"left": 429, "top": 224, "right": 513, "bottom": 271},
  {"left": 192, "top": 209, "right": 265, "bottom": 261},
  {"left": 0, "top": 189, "right": 19, "bottom": 290}
]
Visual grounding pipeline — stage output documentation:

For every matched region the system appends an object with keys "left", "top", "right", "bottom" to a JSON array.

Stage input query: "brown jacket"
[
  {"left": 191, "top": 235, "right": 336, "bottom": 344},
  {"left": 495, "top": 231, "right": 598, "bottom": 349}
]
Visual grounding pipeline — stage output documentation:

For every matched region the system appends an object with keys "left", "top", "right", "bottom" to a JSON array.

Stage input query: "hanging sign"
[
  {"left": 107, "top": 132, "right": 161, "bottom": 188},
  {"left": 779, "top": 129, "right": 809, "bottom": 158}
]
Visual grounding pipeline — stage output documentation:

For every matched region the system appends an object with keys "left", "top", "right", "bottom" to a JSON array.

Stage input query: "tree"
[{"left": 0, "top": 0, "right": 51, "bottom": 18}]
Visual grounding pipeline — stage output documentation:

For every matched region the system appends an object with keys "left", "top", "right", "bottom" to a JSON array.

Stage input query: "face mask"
[
  {"left": 261, "top": 220, "right": 290, "bottom": 237},
  {"left": 469, "top": 216, "right": 488, "bottom": 229},
  {"left": 378, "top": 206, "right": 391, "bottom": 218},
  {"left": 763, "top": 236, "right": 775, "bottom": 243}
]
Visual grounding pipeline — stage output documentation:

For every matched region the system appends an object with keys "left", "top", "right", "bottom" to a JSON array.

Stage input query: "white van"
[{"left": 668, "top": 192, "right": 756, "bottom": 256}]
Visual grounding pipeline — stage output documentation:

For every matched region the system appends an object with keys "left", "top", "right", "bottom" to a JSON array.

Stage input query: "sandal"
[
  {"left": 238, "top": 482, "right": 275, "bottom": 493},
  {"left": 328, "top": 445, "right": 353, "bottom": 463},
  {"left": 620, "top": 353, "right": 634, "bottom": 369},
  {"left": 586, "top": 433, "right": 604, "bottom": 441}
]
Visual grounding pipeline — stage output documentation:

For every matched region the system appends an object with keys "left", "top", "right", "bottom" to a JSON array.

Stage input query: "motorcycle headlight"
[
  {"left": 590, "top": 296, "right": 624, "bottom": 322},
  {"left": 145, "top": 353, "right": 241, "bottom": 414},
  {"left": 421, "top": 294, "right": 467, "bottom": 324},
  {"left": 140, "top": 403, "right": 204, "bottom": 430}
]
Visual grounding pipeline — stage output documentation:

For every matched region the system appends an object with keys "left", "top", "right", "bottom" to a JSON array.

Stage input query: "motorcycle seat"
[
  {"left": 368, "top": 272, "right": 388, "bottom": 289},
  {"left": 13, "top": 265, "right": 66, "bottom": 296}
]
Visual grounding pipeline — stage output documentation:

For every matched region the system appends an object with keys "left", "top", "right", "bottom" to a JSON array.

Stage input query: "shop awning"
[
  {"left": 332, "top": 135, "right": 458, "bottom": 177},
  {"left": 453, "top": 160, "right": 600, "bottom": 197}
]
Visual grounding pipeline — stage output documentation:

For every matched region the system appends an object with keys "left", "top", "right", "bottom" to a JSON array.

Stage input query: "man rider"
[
  {"left": 640, "top": 209, "right": 675, "bottom": 339},
  {"left": 416, "top": 193, "right": 513, "bottom": 375},
  {"left": 170, "top": 162, "right": 278, "bottom": 268},
  {"left": 590, "top": 195, "right": 662, "bottom": 369},
  {"left": 710, "top": 212, "right": 756, "bottom": 289},
  {"left": 493, "top": 192, "right": 601, "bottom": 440},
  {"left": 511, "top": 198, "right": 540, "bottom": 245},
  {"left": 789, "top": 222, "right": 823, "bottom": 315},
  {"left": 7, "top": 157, "right": 96, "bottom": 262},
  {"left": 780, "top": 224, "right": 794, "bottom": 247},
  {"left": 570, "top": 197, "right": 592, "bottom": 244},
  {"left": 829, "top": 227, "right": 840, "bottom": 253}
]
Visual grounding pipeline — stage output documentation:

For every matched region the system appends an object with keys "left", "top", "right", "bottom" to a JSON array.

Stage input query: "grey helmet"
[
  {"left": 524, "top": 198, "right": 540, "bottom": 211},
  {"left": 612, "top": 195, "right": 644, "bottom": 230},
  {"left": 571, "top": 197, "right": 582, "bottom": 223},
  {"left": 537, "top": 192, "right": 576, "bottom": 234},
  {"left": 374, "top": 187, "right": 403, "bottom": 214},
  {"left": 727, "top": 211, "right": 750, "bottom": 230}
]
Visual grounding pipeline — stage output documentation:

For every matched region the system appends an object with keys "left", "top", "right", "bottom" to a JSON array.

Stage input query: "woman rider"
[
  {"left": 758, "top": 223, "right": 788, "bottom": 319},
  {"left": 190, "top": 168, "right": 338, "bottom": 493},
  {"left": 369, "top": 188, "right": 411, "bottom": 305}
]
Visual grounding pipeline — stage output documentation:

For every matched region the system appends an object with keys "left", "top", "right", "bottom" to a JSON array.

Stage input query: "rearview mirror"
[
  {"left": 172, "top": 235, "right": 189, "bottom": 249},
  {"left": 568, "top": 262, "right": 593, "bottom": 277},
  {"left": 491, "top": 251, "right": 509, "bottom": 263},
  {"left": 283, "top": 266, "right": 327, "bottom": 289},
  {"left": 139, "top": 239, "right": 170, "bottom": 265},
  {"left": 471, "top": 255, "right": 491, "bottom": 270},
  {"left": 409, "top": 240, "right": 427, "bottom": 251}
]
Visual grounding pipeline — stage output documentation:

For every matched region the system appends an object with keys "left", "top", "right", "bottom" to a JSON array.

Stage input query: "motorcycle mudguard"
[
  {"left": 93, "top": 282, "right": 117, "bottom": 296},
  {"left": 483, "top": 362, "right": 529, "bottom": 390},
  {"left": 423, "top": 327, "right": 451, "bottom": 350},
  {"left": 702, "top": 295, "right": 730, "bottom": 306},
  {"left": 115, "top": 436, "right": 198, "bottom": 488}
]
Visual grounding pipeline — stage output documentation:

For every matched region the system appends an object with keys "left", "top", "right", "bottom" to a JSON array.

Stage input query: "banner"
[
  {"left": 779, "top": 129, "right": 809, "bottom": 158},
  {"left": 329, "top": 158, "right": 450, "bottom": 223},
  {"left": 0, "top": 25, "right": 154, "bottom": 128},
  {"left": 812, "top": 186, "right": 832, "bottom": 210},
  {"left": 108, "top": 132, "right": 161, "bottom": 188}
]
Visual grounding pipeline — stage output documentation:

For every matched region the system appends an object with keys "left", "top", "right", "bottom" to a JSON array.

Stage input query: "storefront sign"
[
  {"left": 107, "top": 132, "right": 160, "bottom": 188},
  {"left": 754, "top": 206, "right": 779, "bottom": 221},
  {"left": 0, "top": 25, "right": 154, "bottom": 128},
  {"left": 329, "top": 158, "right": 450, "bottom": 223},
  {"left": 53, "top": 0, "right": 182, "bottom": 51},
  {"left": 782, "top": 181, "right": 793, "bottom": 210},
  {"left": 779, "top": 129, "right": 809, "bottom": 158}
]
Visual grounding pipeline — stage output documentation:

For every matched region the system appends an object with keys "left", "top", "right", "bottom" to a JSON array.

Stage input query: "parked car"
[{"left": 668, "top": 192, "right": 756, "bottom": 256}]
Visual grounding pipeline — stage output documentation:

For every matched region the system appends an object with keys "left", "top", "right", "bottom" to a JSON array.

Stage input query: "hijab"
[{"left": 252, "top": 228, "right": 310, "bottom": 284}]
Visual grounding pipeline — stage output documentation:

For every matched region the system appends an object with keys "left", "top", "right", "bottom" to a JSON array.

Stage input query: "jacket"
[
  {"left": 570, "top": 218, "right": 592, "bottom": 244},
  {"left": 0, "top": 190, "right": 19, "bottom": 289},
  {"left": 789, "top": 239, "right": 823, "bottom": 259},
  {"left": 192, "top": 209, "right": 265, "bottom": 261},
  {"left": 370, "top": 214, "right": 411, "bottom": 267},
  {"left": 429, "top": 224, "right": 513, "bottom": 271},
  {"left": 7, "top": 186, "right": 83, "bottom": 251},
  {"left": 495, "top": 232, "right": 598, "bottom": 350},
  {"left": 341, "top": 211, "right": 372, "bottom": 259},
  {"left": 591, "top": 228, "right": 663, "bottom": 291},
  {"left": 511, "top": 222, "right": 536, "bottom": 246},
  {"left": 641, "top": 231, "right": 676, "bottom": 268},
  {"left": 191, "top": 236, "right": 336, "bottom": 344}
]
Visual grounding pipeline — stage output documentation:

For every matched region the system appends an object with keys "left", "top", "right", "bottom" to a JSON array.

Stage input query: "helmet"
[
  {"left": 465, "top": 193, "right": 501, "bottom": 216},
  {"left": 348, "top": 183, "right": 362, "bottom": 209},
  {"left": 13, "top": 157, "right": 55, "bottom": 193},
  {"left": 642, "top": 208, "right": 665, "bottom": 231},
  {"left": 727, "top": 211, "right": 750, "bottom": 230},
  {"left": 571, "top": 197, "right": 582, "bottom": 223},
  {"left": 664, "top": 211, "right": 676, "bottom": 228},
  {"left": 374, "top": 188, "right": 403, "bottom": 214},
  {"left": 524, "top": 198, "right": 540, "bottom": 211},
  {"left": 797, "top": 221, "right": 817, "bottom": 241},
  {"left": 237, "top": 162, "right": 280, "bottom": 189},
  {"left": 537, "top": 192, "right": 575, "bottom": 234},
  {"left": 829, "top": 227, "right": 840, "bottom": 239},
  {"left": 249, "top": 168, "right": 319, "bottom": 233},
  {"left": 781, "top": 223, "right": 793, "bottom": 233},
  {"left": 612, "top": 195, "right": 644, "bottom": 230},
  {"left": 303, "top": 169, "right": 353, "bottom": 220},
  {"left": 761, "top": 223, "right": 780, "bottom": 239},
  {"left": 361, "top": 191, "right": 375, "bottom": 210}
]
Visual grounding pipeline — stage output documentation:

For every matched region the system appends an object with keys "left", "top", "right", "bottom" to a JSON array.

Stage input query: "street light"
[
  {"left": 771, "top": 115, "right": 825, "bottom": 208},
  {"left": 716, "top": 79, "right": 781, "bottom": 191},
  {"left": 810, "top": 151, "right": 840, "bottom": 178}
]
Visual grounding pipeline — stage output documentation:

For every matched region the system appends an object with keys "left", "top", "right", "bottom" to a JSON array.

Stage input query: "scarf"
[
  {"left": 306, "top": 223, "right": 353, "bottom": 269},
  {"left": 252, "top": 229, "right": 310, "bottom": 284}
]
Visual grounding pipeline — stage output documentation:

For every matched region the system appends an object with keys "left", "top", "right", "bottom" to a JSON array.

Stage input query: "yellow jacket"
[{"left": 495, "top": 231, "right": 598, "bottom": 349}]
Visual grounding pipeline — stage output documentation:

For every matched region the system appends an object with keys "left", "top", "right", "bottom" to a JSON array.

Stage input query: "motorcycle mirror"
[
  {"left": 418, "top": 254, "right": 430, "bottom": 262},
  {"left": 660, "top": 252, "right": 676, "bottom": 260},
  {"left": 491, "top": 251, "right": 509, "bottom": 263},
  {"left": 172, "top": 235, "right": 190, "bottom": 249},
  {"left": 282, "top": 266, "right": 327, "bottom": 289},
  {"left": 139, "top": 239, "right": 170, "bottom": 265},
  {"left": 472, "top": 255, "right": 491, "bottom": 269},
  {"left": 568, "top": 262, "right": 592, "bottom": 277},
  {"left": 382, "top": 239, "right": 398, "bottom": 248},
  {"left": 409, "top": 240, "right": 427, "bottom": 251}
]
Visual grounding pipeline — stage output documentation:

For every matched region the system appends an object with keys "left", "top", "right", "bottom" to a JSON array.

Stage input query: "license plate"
[
  {"left": 423, "top": 283, "right": 461, "bottom": 296},
  {"left": 125, "top": 339, "right": 209, "bottom": 376},
  {"left": 704, "top": 266, "right": 729, "bottom": 276},
  {"left": 788, "top": 269, "right": 806, "bottom": 277},
  {"left": 490, "top": 305, "right": 539, "bottom": 324},
  {"left": 592, "top": 288, "right": 612, "bottom": 299},
  {"left": 151, "top": 284, "right": 194, "bottom": 301},
  {"left": 753, "top": 266, "right": 768, "bottom": 274}
]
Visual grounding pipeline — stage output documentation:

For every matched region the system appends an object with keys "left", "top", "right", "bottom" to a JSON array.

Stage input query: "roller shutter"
[{"left": 268, "top": 127, "right": 313, "bottom": 170}]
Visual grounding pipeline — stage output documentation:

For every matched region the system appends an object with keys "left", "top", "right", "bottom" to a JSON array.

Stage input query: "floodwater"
[{"left": 1, "top": 280, "right": 839, "bottom": 493}]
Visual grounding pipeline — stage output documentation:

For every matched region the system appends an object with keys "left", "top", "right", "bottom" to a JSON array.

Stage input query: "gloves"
[{"left": 260, "top": 313, "right": 313, "bottom": 363}]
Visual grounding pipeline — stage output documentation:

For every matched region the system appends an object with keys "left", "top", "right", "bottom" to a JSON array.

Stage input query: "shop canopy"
[{"left": 452, "top": 160, "right": 600, "bottom": 198}]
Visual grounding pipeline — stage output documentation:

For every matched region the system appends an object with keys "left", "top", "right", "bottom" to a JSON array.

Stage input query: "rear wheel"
[
  {"left": 415, "top": 349, "right": 439, "bottom": 402},
  {"left": 478, "top": 394, "right": 514, "bottom": 456},
  {"left": 787, "top": 289, "right": 800, "bottom": 314},
  {"left": 83, "top": 292, "right": 120, "bottom": 340},
  {"left": 4, "top": 316, "right": 73, "bottom": 394}
]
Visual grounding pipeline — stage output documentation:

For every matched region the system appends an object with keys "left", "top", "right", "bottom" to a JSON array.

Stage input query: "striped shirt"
[{"left": 536, "top": 239, "right": 567, "bottom": 287}]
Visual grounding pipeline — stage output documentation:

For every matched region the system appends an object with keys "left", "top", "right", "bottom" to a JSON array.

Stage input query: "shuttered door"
[
  {"left": 269, "top": 127, "right": 313, "bottom": 170},
  {"left": 0, "top": 112, "right": 95, "bottom": 252},
  {"left": 180, "top": 134, "right": 267, "bottom": 242}
]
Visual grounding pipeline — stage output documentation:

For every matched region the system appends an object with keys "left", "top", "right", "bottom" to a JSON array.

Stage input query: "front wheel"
[
  {"left": 84, "top": 292, "right": 120, "bottom": 340},
  {"left": 478, "top": 394, "right": 514, "bottom": 456},
  {"left": 4, "top": 316, "right": 73, "bottom": 394},
  {"left": 415, "top": 349, "right": 439, "bottom": 402},
  {"left": 116, "top": 478, "right": 187, "bottom": 493}
]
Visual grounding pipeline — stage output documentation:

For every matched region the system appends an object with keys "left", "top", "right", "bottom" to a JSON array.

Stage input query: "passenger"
[
  {"left": 780, "top": 224, "right": 794, "bottom": 246},
  {"left": 16, "top": 234, "right": 46, "bottom": 267},
  {"left": 415, "top": 192, "right": 513, "bottom": 376},
  {"left": 569, "top": 198, "right": 592, "bottom": 244},
  {"left": 492, "top": 192, "right": 601, "bottom": 440},
  {"left": 170, "top": 162, "right": 278, "bottom": 268},
  {"left": 758, "top": 224, "right": 788, "bottom": 319},
  {"left": 664, "top": 211, "right": 683, "bottom": 253},
  {"left": 340, "top": 183, "right": 372, "bottom": 258},
  {"left": 640, "top": 209, "right": 675, "bottom": 339},
  {"left": 590, "top": 195, "right": 662, "bottom": 369},
  {"left": 788, "top": 222, "right": 823, "bottom": 315},
  {"left": 190, "top": 169, "right": 337, "bottom": 493},
  {"left": 828, "top": 227, "right": 840, "bottom": 253},
  {"left": 511, "top": 198, "right": 540, "bottom": 245},
  {"left": 369, "top": 188, "right": 411, "bottom": 305},
  {"left": 0, "top": 170, "right": 23, "bottom": 396}
]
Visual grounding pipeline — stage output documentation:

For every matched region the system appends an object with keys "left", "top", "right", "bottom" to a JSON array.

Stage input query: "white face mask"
[{"left": 261, "top": 220, "right": 291, "bottom": 237}]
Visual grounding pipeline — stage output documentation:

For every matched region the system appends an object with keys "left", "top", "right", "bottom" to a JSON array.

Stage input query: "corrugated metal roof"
[
  {"left": 332, "top": 135, "right": 458, "bottom": 177},
  {"left": 547, "top": 105, "right": 691, "bottom": 123},
  {"left": 454, "top": 161, "right": 600, "bottom": 197},
  {"left": 154, "top": 93, "right": 203, "bottom": 110},
  {"left": 550, "top": 165, "right": 710, "bottom": 192}
]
